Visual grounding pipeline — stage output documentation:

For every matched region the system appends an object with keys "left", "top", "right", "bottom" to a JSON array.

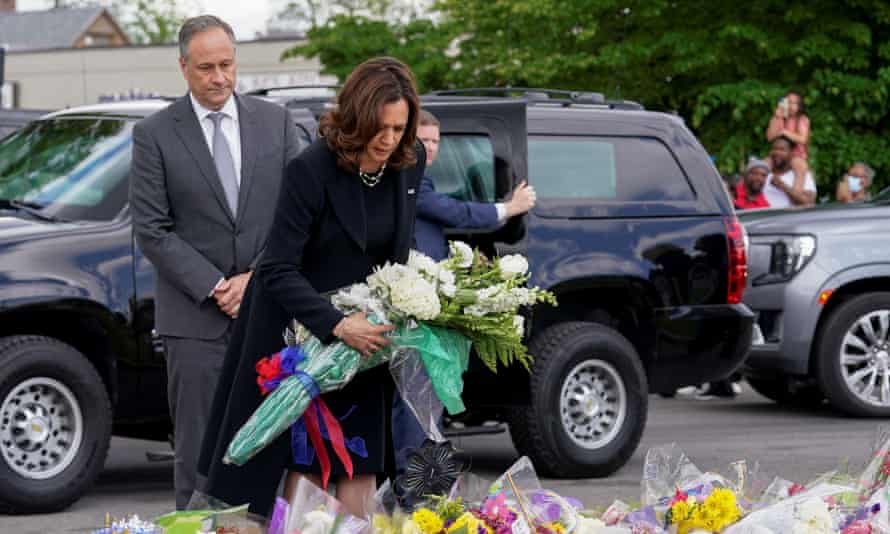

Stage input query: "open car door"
[{"left": 419, "top": 97, "right": 528, "bottom": 254}]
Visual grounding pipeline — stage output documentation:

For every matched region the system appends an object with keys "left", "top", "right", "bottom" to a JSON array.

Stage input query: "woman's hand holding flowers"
[{"left": 333, "top": 311, "right": 396, "bottom": 357}]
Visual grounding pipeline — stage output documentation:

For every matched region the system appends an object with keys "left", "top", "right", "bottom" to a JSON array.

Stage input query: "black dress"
[
  {"left": 196, "top": 139, "right": 424, "bottom": 516},
  {"left": 287, "top": 164, "right": 397, "bottom": 476}
]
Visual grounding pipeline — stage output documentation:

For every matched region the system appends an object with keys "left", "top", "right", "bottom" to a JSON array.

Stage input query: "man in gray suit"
[{"left": 130, "top": 15, "right": 299, "bottom": 509}]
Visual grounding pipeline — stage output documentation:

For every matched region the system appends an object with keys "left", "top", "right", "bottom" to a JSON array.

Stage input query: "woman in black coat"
[{"left": 196, "top": 57, "right": 425, "bottom": 517}]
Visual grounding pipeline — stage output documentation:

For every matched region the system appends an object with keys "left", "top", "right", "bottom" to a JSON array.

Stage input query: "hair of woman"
[{"left": 320, "top": 57, "right": 420, "bottom": 172}]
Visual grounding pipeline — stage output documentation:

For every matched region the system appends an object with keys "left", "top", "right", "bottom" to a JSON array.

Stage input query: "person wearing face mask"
[{"left": 836, "top": 162, "right": 874, "bottom": 203}]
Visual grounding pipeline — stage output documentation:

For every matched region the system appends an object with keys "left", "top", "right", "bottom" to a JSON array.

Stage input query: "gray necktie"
[{"left": 208, "top": 112, "right": 239, "bottom": 217}]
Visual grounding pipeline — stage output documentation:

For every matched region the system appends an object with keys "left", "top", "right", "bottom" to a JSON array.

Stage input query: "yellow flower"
[
  {"left": 671, "top": 500, "right": 691, "bottom": 523},
  {"left": 545, "top": 522, "right": 565, "bottom": 534},
  {"left": 446, "top": 512, "right": 490, "bottom": 534},
  {"left": 413, "top": 508, "right": 445, "bottom": 534}
]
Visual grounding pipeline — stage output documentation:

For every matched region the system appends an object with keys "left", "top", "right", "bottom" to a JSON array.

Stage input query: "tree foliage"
[
  {"left": 288, "top": 0, "right": 890, "bottom": 196},
  {"left": 121, "top": 0, "right": 191, "bottom": 45}
]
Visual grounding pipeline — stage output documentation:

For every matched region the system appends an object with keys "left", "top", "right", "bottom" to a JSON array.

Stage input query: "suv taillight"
[{"left": 725, "top": 216, "right": 747, "bottom": 304}]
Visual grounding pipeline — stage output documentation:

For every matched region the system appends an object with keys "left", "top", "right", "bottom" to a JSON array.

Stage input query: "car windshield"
[{"left": 0, "top": 116, "right": 133, "bottom": 221}]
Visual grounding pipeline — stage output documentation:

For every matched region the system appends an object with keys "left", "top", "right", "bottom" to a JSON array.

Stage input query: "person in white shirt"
[{"left": 763, "top": 136, "right": 817, "bottom": 208}]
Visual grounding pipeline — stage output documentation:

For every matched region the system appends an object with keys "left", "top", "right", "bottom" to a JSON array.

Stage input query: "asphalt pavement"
[{"left": 2, "top": 387, "right": 884, "bottom": 533}]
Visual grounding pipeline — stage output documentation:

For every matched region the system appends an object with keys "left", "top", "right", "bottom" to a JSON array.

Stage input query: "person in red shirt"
[{"left": 733, "top": 158, "right": 770, "bottom": 210}]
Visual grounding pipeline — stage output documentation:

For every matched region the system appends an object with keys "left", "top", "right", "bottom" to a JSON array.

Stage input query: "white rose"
[
  {"left": 368, "top": 263, "right": 409, "bottom": 293},
  {"left": 513, "top": 315, "right": 525, "bottom": 337},
  {"left": 449, "top": 241, "right": 474, "bottom": 268},
  {"left": 408, "top": 249, "right": 440, "bottom": 277},
  {"left": 498, "top": 254, "right": 529, "bottom": 278},
  {"left": 791, "top": 498, "right": 833, "bottom": 534}
]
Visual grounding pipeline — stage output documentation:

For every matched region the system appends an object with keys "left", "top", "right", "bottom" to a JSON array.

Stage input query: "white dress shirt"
[
  {"left": 764, "top": 169, "right": 816, "bottom": 208},
  {"left": 189, "top": 93, "right": 242, "bottom": 186},
  {"left": 191, "top": 93, "right": 243, "bottom": 297}
]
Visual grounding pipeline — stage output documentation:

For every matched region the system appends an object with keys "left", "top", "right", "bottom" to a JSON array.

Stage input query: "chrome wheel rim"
[
  {"left": 559, "top": 359, "right": 627, "bottom": 449},
  {"left": 839, "top": 309, "right": 890, "bottom": 408},
  {"left": 0, "top": 377, "right": 83, "bottom": 479}
]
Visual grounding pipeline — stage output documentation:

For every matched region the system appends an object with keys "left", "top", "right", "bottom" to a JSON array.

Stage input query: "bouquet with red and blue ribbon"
[{"left": 255, "top": 344, "right": 368, "bottom": 486}]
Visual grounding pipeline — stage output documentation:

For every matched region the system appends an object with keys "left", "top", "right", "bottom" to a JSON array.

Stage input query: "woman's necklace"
[{"left": 359, "top": 163, "right": 386, "bottom": 187}]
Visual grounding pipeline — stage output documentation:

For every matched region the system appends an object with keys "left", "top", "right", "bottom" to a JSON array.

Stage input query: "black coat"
[{"left": 196, "top": 139, "right": 425, "bottom": 516}]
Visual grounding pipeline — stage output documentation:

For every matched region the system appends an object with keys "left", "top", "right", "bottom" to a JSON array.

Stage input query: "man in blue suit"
[
  {"left": 413, "top": 109, "right": 536, "bottom": 260},
  {"left": 392, "top": 110, "right": 536, "bottom": 480}
]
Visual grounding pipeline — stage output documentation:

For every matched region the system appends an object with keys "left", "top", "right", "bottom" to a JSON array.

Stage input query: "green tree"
[
  {"left": 292, "top": 0, "right": 890, "bottom": 194},
  {"left": 121, "top": 0, "right": 191, "bottom": 44},
  {"left": 283, "top": 14, "right": 451, "bottom": 92}
]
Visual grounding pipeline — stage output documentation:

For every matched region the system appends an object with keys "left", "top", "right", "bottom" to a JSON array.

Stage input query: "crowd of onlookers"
[
  {"left": 725, "top": 91, "right": 876, "bottom": 212},
  {"left": 687, "top": 91, "right": 877, "bottom": 401}
]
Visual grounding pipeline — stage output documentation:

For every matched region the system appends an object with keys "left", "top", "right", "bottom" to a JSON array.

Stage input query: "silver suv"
[{"left": 740, "top": 192, "right": 890, "bottom": 416}]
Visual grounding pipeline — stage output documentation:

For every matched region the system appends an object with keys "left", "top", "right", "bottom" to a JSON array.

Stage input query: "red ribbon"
[{"left": 302, "top": 397, "right": 354, "bottom": 489}]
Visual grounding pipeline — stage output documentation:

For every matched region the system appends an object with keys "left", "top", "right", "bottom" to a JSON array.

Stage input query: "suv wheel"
[
  {"left": 507, "top": 321, "right": 647, "bottom": 477},
  {"left": 0, "top": 336, "right": 112, "bottom": 513},
  {"left": 816, "top": 292, "right": 890, "bottom": 416}
]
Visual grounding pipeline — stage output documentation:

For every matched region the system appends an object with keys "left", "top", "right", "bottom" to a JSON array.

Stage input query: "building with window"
[
  {"left": 0, "top": 5, "right": 130, "bottom": 51},
  {"left": 0, "top": 2, "right": 331, "bottom": 110}
]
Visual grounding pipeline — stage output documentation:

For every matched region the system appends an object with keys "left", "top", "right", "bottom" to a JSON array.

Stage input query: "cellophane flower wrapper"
[
  {"left": 641, "top": 443, "right": 735, "bottom": 512},
  {"left": 224, "top": 313, "right": 469, "bottom": 466},
  {"left": 485, "top": 456, "right": 583, "bottom": 533},
  {"left": 155, "top": 492, "right": 263, "bottom": 534},
  {"left": 284, "top": 477, "right": 368, "bottom": 534},
  {"left": 224, "top": 313, "right": 391, "bottom": 466},
  {"left": 723, "top": 482, "right": 854, "bottom": 534}
]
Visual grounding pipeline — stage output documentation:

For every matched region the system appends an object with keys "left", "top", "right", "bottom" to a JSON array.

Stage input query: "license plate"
[{"left": 751, "top": 323, "right": 765, "bottom": 345}]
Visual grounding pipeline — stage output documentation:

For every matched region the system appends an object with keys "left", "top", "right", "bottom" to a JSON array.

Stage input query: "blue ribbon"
[{"left": 264, "top": 345, "right": 367, "bottom": 466}]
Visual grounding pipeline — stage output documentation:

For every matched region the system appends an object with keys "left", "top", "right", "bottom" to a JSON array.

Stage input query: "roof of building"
[{"left": 0, "top": 7, "right": 114, "bottom": 52}]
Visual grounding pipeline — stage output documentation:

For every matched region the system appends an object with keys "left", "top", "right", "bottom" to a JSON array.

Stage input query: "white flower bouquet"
[{"left": 223, "top": 243, "right": 555, "bottom": 486}]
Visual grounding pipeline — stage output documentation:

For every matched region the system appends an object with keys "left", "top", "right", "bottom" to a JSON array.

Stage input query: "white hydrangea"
[
  {"left": 498, "top": 254, "right": 529, "bottom": 278},
  {"left": 367, "top": 263, "right": 411, "bottom": 295},
  {"left": 449, "top": 241, "right": 474, "bottom": 268},
  {"left": 389, "top": 272, "right": 441, "bottom": 320}
]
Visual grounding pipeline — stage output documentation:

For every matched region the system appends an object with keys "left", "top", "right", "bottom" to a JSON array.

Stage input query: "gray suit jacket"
[{"left": 130, "top": 93, "right": 300, "bottom": 340}]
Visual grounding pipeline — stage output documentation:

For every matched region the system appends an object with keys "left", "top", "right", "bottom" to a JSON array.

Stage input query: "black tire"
[
  {"left": 507, "top": 321, "right": 647, "bottom": 478},
  {"left": 0, "top": 335, "right": 112, "bottom": 513},
  {"left": 815, "top": 292, "right": 890, "bottom": 416},
  {"left": 746, "top": 376, "right": 824, "bottom": 406}
]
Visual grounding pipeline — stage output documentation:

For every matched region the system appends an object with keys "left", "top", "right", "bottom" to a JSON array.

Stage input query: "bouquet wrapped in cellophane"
[{"left": 223, "top": 242, "right": 556, "bottom": 488}]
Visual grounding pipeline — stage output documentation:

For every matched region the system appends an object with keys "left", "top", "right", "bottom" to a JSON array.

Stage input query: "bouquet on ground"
[
  {"left": 269, "top": 477, "right": 367, "bottom": 534},
  {"left": 224, "top": 242, "right": 556, "bottom": 488},
  {"left": 382, "top": 456, "right": 582, "bottom": 534}
]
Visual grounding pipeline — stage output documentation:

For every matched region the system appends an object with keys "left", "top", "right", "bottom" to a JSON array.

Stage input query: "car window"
[
  {"left": 426, "top": 135, "right": 496, "bottom": 203},
  {"left": 529, "top": 135, "right": 695, "bottom": 201},
  {"left": 0, "top": 117, "right": 133, "bottom": 221}
]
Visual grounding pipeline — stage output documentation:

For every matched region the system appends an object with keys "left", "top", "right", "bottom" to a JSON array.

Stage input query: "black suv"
[{"left": 0, "top": 90, "right": 752, "bottom": 513}]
